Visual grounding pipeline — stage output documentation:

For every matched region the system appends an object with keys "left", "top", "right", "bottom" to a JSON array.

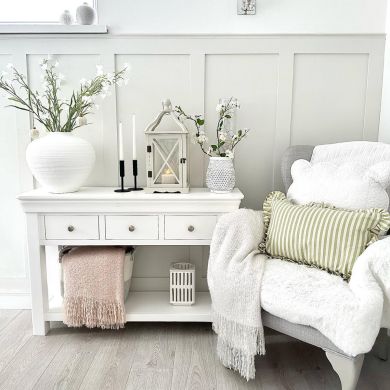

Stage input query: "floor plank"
[
  {"left": 257, "top": 336, "right": 333, "bottom": 390},
  {"left": 358, "top": 351, "right": 390, "bottom": 390},
  {"left": 125, "top": 323, "right": 175, "bottom": 390},
  {"left": 0, "top": 312, "right": 388, "bottom": 390},
  {"left": 79, "top": 326, "right": 139, "bottom": 390},
  {"left": 0, "top": 311, "right": 33, "bottom": 373},
  {"left": 80, "top": 330, "right": 134, "bottom": 390},
  {"left": 129, "top": 323, "right": 175, "bottom": 371},
  {"left": 33, "top": 328, "right": 102, "bottom": 390},
  {"left": 0, "top": 327, "right": 66, "bottom": 390},
  {"left": 172, "top": 323, "right": 216, "bottom": 390},
  {"left": 215, "top": 356, "right": 261, "bottom": 390},
  {"left": 126, "top": 368, "right": 172, "bottom": 390},
  {"left": 0, "top": 310, "right": 21, "bottom": 333}
]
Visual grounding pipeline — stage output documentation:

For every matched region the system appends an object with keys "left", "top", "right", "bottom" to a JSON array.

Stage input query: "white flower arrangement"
[
  {"left": 0, "top": 57, "right": 129, "bottom": 133},
  {"left": 175, "top": 97, "right": 249, "bottom": 158}
]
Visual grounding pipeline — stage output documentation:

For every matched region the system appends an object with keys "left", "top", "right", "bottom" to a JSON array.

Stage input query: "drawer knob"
[
  {"left": 188, "top": 225, "right": 195, "bottom": 232},
  {"left": 128, "top": 225, "right": 135, "bottom": 232},
  {"left": 67, "top": 225, "right": 75, "bottom": 232}
]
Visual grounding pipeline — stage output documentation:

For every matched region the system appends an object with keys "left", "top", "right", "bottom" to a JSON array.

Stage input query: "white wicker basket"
[{"left": 170, "top": 262, "right": 195, "bottom": 306}]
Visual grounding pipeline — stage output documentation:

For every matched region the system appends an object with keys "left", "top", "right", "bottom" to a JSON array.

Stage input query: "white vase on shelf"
[
  {"left": 26, "top": 132, "right": 95, "bottom": 193},
  {"left": 59, "top": 10, "right": 73, "bottom": 25},
  {"left": 76, "top": 2, "right": 96, "bottom": 25},
  {"left": 206, "top": 157, "right": 235, "bottom": 193}
]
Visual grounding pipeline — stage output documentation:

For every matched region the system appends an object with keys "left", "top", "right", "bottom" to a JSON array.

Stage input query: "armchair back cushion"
[
  {"left": 260, "top": 191, "right": 390, "bottom": 280},
  {"left": 287, "top": 160, "right": 390, "bottom": 210},
  {"left": 281, "top": 142, "right": 390, "bottom": 210}
]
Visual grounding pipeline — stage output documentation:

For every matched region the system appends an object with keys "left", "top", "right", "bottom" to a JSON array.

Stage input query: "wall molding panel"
[{"left": 0, "top": 34, "right": 385, "bottom": 307}]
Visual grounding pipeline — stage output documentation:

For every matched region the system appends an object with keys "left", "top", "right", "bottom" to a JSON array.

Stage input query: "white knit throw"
[{"left": 208, "top": 209, "right": 266, "bottom": 380}]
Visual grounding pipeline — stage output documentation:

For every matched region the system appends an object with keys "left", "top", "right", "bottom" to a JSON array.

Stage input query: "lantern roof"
[{"left": 145, "top": 99, "right": 189, "bottom": 134}]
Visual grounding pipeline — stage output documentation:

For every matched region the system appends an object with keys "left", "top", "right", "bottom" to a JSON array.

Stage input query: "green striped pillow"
[{"left": 259, "top": 191, "right": 390, "bottom": 280}]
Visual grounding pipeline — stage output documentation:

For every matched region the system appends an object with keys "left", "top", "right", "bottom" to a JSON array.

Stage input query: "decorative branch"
[
  {"left": 174, "top": 98, "right": 249, "bottom": 158},
  {"left": 0, "top": 58, "right": 129, "bottom": 134}
]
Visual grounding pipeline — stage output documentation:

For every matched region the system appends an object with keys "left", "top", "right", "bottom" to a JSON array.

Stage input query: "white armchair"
[{"left": 260, "top": 142, "right": 390, "bottom": 390}]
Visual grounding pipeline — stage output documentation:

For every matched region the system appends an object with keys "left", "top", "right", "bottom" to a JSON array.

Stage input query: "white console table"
[{"left": 18, "top": 187, "right": 243, "bottom": 335}]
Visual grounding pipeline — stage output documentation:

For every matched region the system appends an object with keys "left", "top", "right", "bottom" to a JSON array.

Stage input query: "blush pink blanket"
[{"left": 62, "top": 246, "right": 126, "bottom": 329}]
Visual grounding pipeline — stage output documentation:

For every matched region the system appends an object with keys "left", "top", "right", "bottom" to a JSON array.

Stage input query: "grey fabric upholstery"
[
  {"left": 263, "top": 311, "right": 345, "bottom": 355},
  {"left": 281, "top": 145, "right": 314, "bottom": 192}
]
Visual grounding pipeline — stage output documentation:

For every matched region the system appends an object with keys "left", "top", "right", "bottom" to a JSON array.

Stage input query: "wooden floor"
[{"left": 0, "top": 310, "right": 389, "bottom": 390}]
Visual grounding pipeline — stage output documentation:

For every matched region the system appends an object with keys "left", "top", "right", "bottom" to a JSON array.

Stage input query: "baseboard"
[{"left": 0, "top": 292, "right": 31, "bottom": 309}]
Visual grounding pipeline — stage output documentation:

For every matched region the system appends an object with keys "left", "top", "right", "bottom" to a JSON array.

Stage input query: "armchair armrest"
[{"left": 350, "top": 236, "right": 390, "bottom": 328}]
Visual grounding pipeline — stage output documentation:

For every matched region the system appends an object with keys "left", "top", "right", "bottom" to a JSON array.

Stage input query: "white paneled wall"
[
  {"left": 291, "top": 54, "right": 370, "bottom": 145},
  {"left": 0, "top": 53, "right": 31, "bottom": 307},
  {"left": 378, "top": 1, "right": 390, "bottom": 144},
  {"left": 0, "top": 34, "right": 385, "bottom": 306},
  {"left": 205, "top": 54, "right": 279, "bottom": 207},
  {"left": 116, "top": 54, "right": 193, "bottom": 187}
]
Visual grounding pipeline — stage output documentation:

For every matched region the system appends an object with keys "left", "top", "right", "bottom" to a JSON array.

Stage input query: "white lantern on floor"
[{"left": 145, "top": 99, "right": 189, "bottom": 193}]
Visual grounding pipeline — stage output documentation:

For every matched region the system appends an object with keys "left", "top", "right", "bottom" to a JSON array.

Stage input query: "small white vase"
[
  {"left": 26, "top": 132, "right": 95, "bottom": 193},
  {"left": 76, "top": 2, "right": 96, "bottom": 25},
  {"left": 59, "top": 10, "right": 73, "bottom": 25},
  {"left": 206, "top": 157, "right": 235, "bottom": 193}
]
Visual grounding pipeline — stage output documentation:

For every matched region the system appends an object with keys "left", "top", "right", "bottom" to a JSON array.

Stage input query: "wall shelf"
[{"left": 0, "top": 24, "right": 108, "bottom": 34}]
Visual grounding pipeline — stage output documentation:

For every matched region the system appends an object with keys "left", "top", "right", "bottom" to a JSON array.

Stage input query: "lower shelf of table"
[{"left": 46, "top": 291, "right": 212, "bottom": 322}]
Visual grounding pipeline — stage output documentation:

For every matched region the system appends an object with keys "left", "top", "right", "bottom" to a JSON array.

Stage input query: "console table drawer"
[
  {"left": 105, "top": 215, "right": 159, "bottom": 240},
  {"left": 164, "top": 215, "right": 217, "bottom": 240},
  {"left": 44, "top": 215, "right": 99, "bottom": 240}
]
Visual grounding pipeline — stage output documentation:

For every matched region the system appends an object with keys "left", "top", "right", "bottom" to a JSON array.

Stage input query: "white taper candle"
[
  {"left": 132, "top": 114, "right": 137, "bottom": 160},
  {"left": 118, "top": 122, "right": 124, "bottom": 160}
]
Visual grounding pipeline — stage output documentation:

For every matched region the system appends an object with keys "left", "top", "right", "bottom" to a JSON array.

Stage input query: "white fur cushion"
[{"left": 287, "top": 160, "right": 390, "bottom": 210}]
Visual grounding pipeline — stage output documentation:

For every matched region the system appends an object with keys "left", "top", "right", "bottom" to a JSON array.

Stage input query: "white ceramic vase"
[
  {"left": 26, "top": 132, "right": 95, "bottom": 193},
  {"left": 76, "top": 2, "right": 96, "bottom": 25},
  {"left": 206, "top": 157, "right": 235, "bottom": 193}
]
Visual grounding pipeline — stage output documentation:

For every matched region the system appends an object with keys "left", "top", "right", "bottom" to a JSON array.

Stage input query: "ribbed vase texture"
[
  {"left": 26, "top": 132, "right": 95, "bottom": 193},
  {"left": 206, "top": 157, "right": 235, "bottom": 193},
  {"left": 59, "top": 10, "right": 73, "bottom": 25}
]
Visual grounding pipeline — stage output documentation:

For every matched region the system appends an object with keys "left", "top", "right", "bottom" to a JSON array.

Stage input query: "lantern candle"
[
  {"left": 118, "top": 122, "right": 124, "bottom": 161},
  {"left": 132, "top": 114, "right": 137, "bottom": 160},
  {"left": 161, "top": 168, "right": 176, "bottom": 184},
  {"left": 114, "top": 121, "right": 131, "bottom": 192},
  {"left": 128, "top": 113, "right": 143, "bottom": 191}
]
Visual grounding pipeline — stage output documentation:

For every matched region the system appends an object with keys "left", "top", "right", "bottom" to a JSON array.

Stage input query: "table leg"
[{"left": 26, "top": 214, "right": 50, "bottom": 335}]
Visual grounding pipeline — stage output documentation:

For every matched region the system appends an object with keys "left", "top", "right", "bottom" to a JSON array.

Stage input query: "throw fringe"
[
  {"left": 212, "top": 310, "right": 265, "bottom": 380},
  {"left": 64, "top": 296, "right": 125, "bottom": 330}
]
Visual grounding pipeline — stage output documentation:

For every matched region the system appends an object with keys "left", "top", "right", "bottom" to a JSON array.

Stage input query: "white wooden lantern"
[{"left": 145, "top": 99, "right": 189, "bottom": 193}]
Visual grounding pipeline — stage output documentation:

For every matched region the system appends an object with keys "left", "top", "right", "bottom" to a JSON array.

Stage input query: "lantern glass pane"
[{"left": 152, "top": 137, "right": 180, "bottom": 185}]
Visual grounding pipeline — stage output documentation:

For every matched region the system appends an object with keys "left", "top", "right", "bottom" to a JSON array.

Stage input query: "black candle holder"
[
  {"left": 129, "top": 159, "right": 143, "bottom": 191},
  {"left": 114, "top": 160, "right": 131, "bottom": 193}
]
